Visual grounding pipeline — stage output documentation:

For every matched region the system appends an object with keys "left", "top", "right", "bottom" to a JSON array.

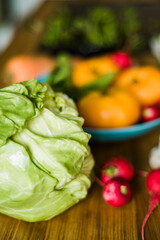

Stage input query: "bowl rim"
[{"left": 84, "top": 118, "right": 160, "bottom": 133}]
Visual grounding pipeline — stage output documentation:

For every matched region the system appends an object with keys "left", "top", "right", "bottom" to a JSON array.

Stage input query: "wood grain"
[
  {"left": 0, "top": 129, "right": 160, "bottom": 240},
  {"left": 1, "top": 1, "right": 160, "bottom": 240}
]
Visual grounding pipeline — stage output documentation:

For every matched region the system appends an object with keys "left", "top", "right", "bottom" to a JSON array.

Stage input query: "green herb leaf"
[
  {"left": 47, "top": 54, "right": 73, "bottom": 94},
  {"left": 74, "top": 72, "right": 115, "bottom": 99}
]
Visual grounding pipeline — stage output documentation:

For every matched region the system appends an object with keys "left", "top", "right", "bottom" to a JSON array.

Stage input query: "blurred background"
[
  {"left": 1, "top": 0, "right": 160, "bottom": 134},
  {"left": 0, "top": 0, "right": 45, "bottom": 53},
  {"left": 1, "top": 0, "right": 160, "bottom": 56}
]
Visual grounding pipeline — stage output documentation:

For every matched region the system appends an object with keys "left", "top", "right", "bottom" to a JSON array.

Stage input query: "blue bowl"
[
  {"left": 84, "top": 118, "right": 160, "bottom": 142},
  {"left": 37, "top": 74, "right": 50, "bottom": 83}
]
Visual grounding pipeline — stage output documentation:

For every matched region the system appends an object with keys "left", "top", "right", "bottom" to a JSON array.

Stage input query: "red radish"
[
  {"left": 142, "top": 169, "right": 160, "bottom": 240},
  {"left": 101, "top": 157, "right": 134, "bottom": 184},
  {"left": 141, "top": 106, "right": 159, "bottom": 122},
  {"left": 102, "top": 178, "right": 131, "bottom": 207},
  {"left": 146, "top": 169, "right": 160, "bottom": 194},
  {"left": 112, "top": 52, "right": 132, "bottom": 69}
]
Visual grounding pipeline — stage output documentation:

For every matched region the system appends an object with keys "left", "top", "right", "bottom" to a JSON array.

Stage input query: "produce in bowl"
[
  {"left": 5, "top": 53, "right": 160, "bottom": 135},
  {"left": 77, "top": 88, "right": 141, "bottom": 128},
  {"left": 0, "top": 79, "right": 94, "bottom": 222},
  {"left": 72, "top": 52, "right": 131, "bottom": 88},
  {"left": 72, "top": 55, "right": 120, "bottom": 88},
  {"left": 115, "top": 66, "right": 160, "bottom": 106}
]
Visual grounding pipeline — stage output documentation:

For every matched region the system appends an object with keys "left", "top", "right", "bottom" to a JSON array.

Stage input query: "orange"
[
  {"left": 78, "top": 88, "right": 141, "bottom": 128},
  {"left": 115, "top": 66, "right": 160, "bottom": 106},
  {"left": 72, "top": 55, "right": 120, "bottom": 88}
]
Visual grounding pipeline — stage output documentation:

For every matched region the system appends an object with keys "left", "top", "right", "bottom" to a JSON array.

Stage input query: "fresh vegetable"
[
  {"left": 101, "top": 157, "right": 134, "bottom": 184},
  {"left": 84, "top": 7, "right": 119, "bottom": 48},
  {"left": 74, "top": 73, "right": 115, "bottom": 100},
  {"left": 0, "top": 79, "right": 94, "bottom": 222},
  {"left": 47, "top": 54, "right": 116, "bottom": 100},
  {"left": 2, "top": 55, "right": 55, "bottom": 86},
  {"left": 42, "top": 6, "right": 146, "bottom": 54},
  {"left": 112, "top": 52, "right": 132, "bottom": 69},
  {"left": 146, "top": 169, "right": 160, "bottom": 194},
  {"left": 78, "top": 88, "right": 141, "bottom": 128},
  {"left": 102, "top": 178, "right": 132, "bottom": 207},
  {"left": 141, "top": 106, "right": 160, "bottom": 122},
  {"left": 47, "top": 54, "right": 73, "bottom": 95},
  {"left": 100, "top": 157, "right": 133, "bottom": 207},
  {"left": 149, "top": 141, "right": 160, "bottom": 169},
  {"left": 115, "top": 66, "right": 160, "bottom": 106},
  {"left": 142, "top": 169, "right": 160, "bottom": 240},
  {"left": 72, "top": 55, "right": 119, "bottom": 88}
]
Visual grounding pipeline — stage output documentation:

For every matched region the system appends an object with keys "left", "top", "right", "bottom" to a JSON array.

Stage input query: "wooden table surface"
[{"left": 1, "top": 1, "right": 160, "bottom": 240}]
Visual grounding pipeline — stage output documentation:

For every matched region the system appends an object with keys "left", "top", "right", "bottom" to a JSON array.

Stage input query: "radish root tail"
[{"left": 141, "top": 194, "right": 160, "bottom": 240}]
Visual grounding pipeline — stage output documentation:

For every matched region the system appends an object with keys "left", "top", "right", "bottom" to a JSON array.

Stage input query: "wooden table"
[{"left": 1, "top": 1, "right": 160, "bottom": 240}]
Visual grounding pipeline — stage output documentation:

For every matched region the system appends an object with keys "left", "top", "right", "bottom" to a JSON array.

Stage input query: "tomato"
[
  {"left": 115, "top": 66, "right": 160, "bottom": 106},
  {"left": 78, "top": 88, "right": 141, "bottom": 128},
  {"left": 72, "top": 55, "right": 120, "bottom": 88}
]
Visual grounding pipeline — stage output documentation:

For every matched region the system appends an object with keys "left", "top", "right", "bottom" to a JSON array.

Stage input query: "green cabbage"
[{"left": 0, "top": 79, "right": 94, "bottom": 222}]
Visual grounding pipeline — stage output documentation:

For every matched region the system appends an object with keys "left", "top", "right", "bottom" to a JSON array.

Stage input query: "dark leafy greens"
[{"left": 42, "top": 6, "right": 146, "bottom": 54}]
